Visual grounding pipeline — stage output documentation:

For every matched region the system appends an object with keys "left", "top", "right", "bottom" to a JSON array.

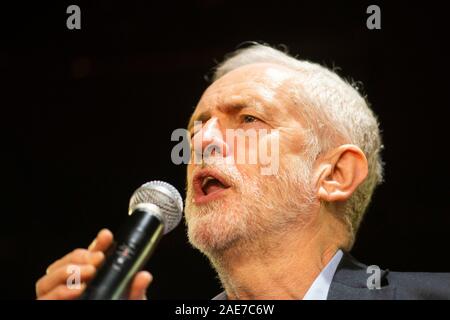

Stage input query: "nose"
[{"left": 192, "top": 117, "right": 231, "bottom": 159}]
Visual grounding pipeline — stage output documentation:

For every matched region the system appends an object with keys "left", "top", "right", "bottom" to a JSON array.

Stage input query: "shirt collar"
[{"left": 302, "top": 249, "right": 344, "bottom": 300}]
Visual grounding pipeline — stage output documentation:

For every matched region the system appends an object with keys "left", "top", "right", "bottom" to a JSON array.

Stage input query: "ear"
[{"left": 315, "top": 144, "right": 368, "bottom": 202}]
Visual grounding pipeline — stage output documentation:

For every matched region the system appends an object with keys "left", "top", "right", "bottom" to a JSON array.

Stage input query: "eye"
[{"left": 242, "top": 115, "right": 258, "bottom": 123}]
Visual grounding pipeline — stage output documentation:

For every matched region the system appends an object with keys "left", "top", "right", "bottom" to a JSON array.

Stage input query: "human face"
[{"left": 184, "top": 63, "right": 317, "bottom": 254}]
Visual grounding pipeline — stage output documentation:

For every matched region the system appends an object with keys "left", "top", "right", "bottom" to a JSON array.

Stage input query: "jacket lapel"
[{"left": 327, "top": 252, "right": 396, "bottom": 300}]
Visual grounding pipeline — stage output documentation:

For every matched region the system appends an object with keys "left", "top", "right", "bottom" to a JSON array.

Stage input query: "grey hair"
[{"left": 212, "top": 43, "right": 384, "bottom": 247}]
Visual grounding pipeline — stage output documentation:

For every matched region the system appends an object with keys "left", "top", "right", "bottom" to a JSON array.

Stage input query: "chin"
[{"left": 185, "top": 198, "right": 246, "bottom": 254}]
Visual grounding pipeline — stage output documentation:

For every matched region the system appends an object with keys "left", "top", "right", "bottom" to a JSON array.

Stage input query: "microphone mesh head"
[{"left": 128, "top": 181, "right": 183, "bottom": 234}]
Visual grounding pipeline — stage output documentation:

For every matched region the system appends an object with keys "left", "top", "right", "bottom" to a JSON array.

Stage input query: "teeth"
[{"left": 201, "top": 176, "right": 216, "bottom": 189}]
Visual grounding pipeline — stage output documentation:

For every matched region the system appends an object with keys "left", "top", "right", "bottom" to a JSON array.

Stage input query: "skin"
[
  {"left": 35, "top": 229, "right": 151, "bottom": 300},
  {"left": 35, "top": 62, "right": 368, "bottom": 300},
  {"left": 185, "top": 63, "right": 368, "bottom": 299}
]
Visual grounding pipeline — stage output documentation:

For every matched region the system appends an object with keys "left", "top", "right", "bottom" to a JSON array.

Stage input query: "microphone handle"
[{"left": 79, "top": 208, "right": 164, "bottom": 300}]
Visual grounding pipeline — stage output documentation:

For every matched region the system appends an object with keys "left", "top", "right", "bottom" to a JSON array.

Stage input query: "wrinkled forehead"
[
  {"left": 189, "top": 63, "right": 301, "bottom": 128},
  {"left": 202, "top": 63, "right": 297, "bottom": 103}
]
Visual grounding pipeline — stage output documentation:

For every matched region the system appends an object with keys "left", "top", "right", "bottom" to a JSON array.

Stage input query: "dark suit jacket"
[
  {"left": 328, "top": 252, "right": 450, "bottom": 300},
  {"left": 213, "top": 252, "right": 450, "bottom": 300}
]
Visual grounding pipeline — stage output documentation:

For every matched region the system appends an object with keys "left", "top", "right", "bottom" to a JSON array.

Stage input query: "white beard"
[{"left": 184, "top": 156, "right": 316, "bottom": 256}]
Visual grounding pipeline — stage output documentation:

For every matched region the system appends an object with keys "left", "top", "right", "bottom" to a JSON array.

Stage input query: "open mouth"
[{"left": 193, "top": 169, "right": 231, "bottom": 204}]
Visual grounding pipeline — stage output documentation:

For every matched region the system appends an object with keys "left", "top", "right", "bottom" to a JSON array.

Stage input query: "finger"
[
  {"left": 38, "top": 283, "right": 87, "bottom": 300},
  {"left": 46, "top": 249, "right": 104, "bottom": 275},
  {"left": 46, "top": 229, "right": 112, "bottom": 274},
  {"left": 36, "top": 264, "right": 96, "bottom": 298},
  {"left": 88, "top": 229, "right": 114, "bottom": 253},
  {"left": 128, "top": 271, "right": 152, "bottom": 300}
]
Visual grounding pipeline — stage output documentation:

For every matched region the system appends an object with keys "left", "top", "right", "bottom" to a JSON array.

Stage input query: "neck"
[{"left": 209, "top": 209, "right": 347, "bottom": 300}]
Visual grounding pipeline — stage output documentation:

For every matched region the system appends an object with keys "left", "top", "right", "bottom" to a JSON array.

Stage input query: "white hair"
[{"left": 212, "top": 43, "right": 384, "bottom": 245}]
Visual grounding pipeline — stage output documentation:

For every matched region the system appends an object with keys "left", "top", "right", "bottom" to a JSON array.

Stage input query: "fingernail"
[
  {"left": 142, "top": 271, "right": 152, "bottom": 282},
  {"left": 88, "top": 239, "right": 97, "bottom": 251}
]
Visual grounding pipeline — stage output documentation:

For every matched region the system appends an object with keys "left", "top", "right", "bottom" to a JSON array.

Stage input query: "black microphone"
[{"left": 79, "top": 181, "right": 183, "bottom": 300}]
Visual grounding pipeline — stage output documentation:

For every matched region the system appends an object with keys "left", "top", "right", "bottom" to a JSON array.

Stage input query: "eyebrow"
[{"left": 187, "top": 102, "right": 265, "bottom": 131}]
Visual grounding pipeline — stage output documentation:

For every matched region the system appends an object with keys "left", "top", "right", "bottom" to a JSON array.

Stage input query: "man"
[{"left": 35, "top": 44, "right": 450, "bottom": 300}]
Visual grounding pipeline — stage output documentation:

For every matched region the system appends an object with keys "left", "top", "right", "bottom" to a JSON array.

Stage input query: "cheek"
[
  {"left": 235, "top": 163, "right": 258, "bottom": 178},
  {"left": 279, "top": 128, "right": 306, "bottom": 155},
  {"left": 230, "top": 131, "right": 279, "bottom": 165}
]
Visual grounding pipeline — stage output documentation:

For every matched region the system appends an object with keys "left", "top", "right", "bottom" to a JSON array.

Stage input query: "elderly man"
[{"left": 36, "top": 44, "right": 450, "bottom": 300}]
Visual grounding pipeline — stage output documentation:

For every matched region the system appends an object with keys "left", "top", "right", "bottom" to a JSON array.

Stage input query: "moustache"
[{"left": 191, "top": 157, "right": 245, "bottom": 190}]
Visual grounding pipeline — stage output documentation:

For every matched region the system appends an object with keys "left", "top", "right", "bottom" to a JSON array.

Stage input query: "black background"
[{"left": 1, "top": 1, "right": 449, "bottom": 299}]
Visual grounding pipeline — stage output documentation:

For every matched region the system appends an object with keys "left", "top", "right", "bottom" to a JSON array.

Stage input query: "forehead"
[
  {"left": 204, "top": 63, "right": 296, "bottom": 102},
  {"left": 189, "top": 63, "right": 299, "bottom": 127}
]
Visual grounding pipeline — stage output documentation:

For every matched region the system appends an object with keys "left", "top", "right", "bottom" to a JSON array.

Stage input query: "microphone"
[{"left": 79, "top": 180, "right": 183, "bottom": 300}]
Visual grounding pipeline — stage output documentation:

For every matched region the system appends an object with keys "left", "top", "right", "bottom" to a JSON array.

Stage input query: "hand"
[{"left": 35, "top": 229, "right": 153, "bottom": 300}]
